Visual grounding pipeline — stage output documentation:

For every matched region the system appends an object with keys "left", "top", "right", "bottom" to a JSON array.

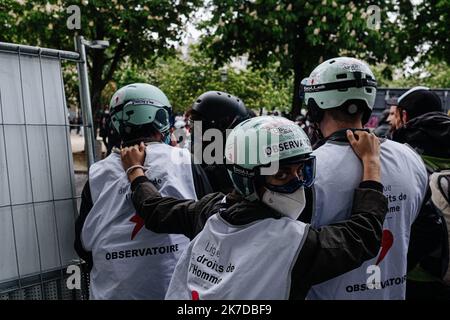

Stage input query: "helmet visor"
[
  {"left": 264, "top": 156, "right": 316, "bottom": 193},
  {"left": 111, "top": 99, "right": 171, "bottom": 133}
]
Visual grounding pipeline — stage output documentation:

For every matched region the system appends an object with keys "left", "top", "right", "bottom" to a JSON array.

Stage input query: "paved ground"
[
  {"left": 70, "top": 131, "right": 86, "bottom": 154},
  {"left": 70, "top": 131, "right": 106, "bottom": 197},
  {"left": 70, "top": 131, "right": 106, "bottom": 171},
  {"left": 70, "top": 131, "right": 107, "bottom": 154},
  {"left": 74, "top": 172, "right": 88, "bottom": 197}
]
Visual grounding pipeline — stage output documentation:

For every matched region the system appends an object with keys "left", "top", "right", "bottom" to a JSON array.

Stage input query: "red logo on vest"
[
  {"left": 376, "top": 229, "right": 394, "bottom": 265},
  {"left": 191, "top": 290, "right": 199, "bottom": 300},
  {"left": 130, "top": 214, "right": 145, "bottom": 240}
]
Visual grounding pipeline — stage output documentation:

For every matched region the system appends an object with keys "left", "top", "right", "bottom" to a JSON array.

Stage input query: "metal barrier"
[{"left": 0, "top": 42, "right": 91, "bottom": 300}]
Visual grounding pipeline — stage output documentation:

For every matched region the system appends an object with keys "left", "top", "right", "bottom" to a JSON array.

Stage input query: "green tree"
[
  {"left": 198, "top": 0, "right": 418, "bottom": 116},
  {"left": 114, "top": 47, "right": 292, "bottom": 113},
  {"left": 373, "top": 61, "right": 450, "bottom": 89},
  {"left": 396, "top": 0, "right": 450, "bottom": 65},
  {"left": 0, "top": 0, "right": 201, "bottom": 114}
]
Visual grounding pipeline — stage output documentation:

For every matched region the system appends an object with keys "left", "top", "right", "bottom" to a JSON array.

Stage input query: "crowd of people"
[{"left": 74, "top": 57, "right": 450, "bottom": 300}]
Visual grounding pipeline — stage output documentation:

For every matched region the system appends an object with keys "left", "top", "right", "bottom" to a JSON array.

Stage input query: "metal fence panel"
[
  {"left": 0, "top": 53, "right": 24, "bottom": 124},
  {"left": 0, "top": 129, "right": 9, "bottom": 207},
  {"left": 20, "top": 55, "right": 46, "bottom": 125},
  {"left": 27, "top": 126, "right": 53, "bottom": 201},
  {"left": 3, "top": 125, "right": 33, "bottom": 205},
  {"left": 0, "top": 207, "right": 18, "bottom": 281},
  {"left": 0, "top": 47, "right": 80, "bottom": 299}
]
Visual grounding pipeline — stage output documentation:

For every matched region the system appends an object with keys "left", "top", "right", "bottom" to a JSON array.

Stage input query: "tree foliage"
[
  {"left": 198, "top": 0, "right": 447, "bottom": 115},
  {"left": 114, "top": 47, "right": 293, "bottom": 114},
  {"left": 0, "top": 0, "right": 202, "bottom": 112},
  {"left": 374, "top": 61, "right": 450, "bottom": 89},
  {"left": 395, "top": 0, "right": 450, "bottom": 65}
]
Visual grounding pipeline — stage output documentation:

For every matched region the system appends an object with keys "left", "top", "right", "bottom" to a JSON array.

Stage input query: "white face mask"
[{"left": 261, "top": 187, "right": 306, "bottom": 220}]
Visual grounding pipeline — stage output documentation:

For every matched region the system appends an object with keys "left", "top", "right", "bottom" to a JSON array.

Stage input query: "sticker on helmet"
[
  {"left": 341, "top": 63, "right": 363, "bottom": 72},
  {"left": 265, "top": 139, "right": 308, "bottom": 156}
]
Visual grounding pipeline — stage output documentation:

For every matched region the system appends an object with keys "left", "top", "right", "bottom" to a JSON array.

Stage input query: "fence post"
[{"left": 74, "top": 35, "right": 96, "bottom": 167}]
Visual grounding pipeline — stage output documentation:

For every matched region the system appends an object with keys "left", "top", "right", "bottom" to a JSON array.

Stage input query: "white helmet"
[
  {"left": 225, "top": 116, "right": 315, "bottom": 201},
  {"left": 303, "top": 57, "right": 377, "bottom": 124}
]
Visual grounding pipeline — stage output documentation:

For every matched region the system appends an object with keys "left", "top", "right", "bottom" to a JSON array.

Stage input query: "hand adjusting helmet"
[
  {"left": 302, "top": 57, "right": 377, "bottom": 124},
  {"left": 109, "top": 83, "right": 172, "bottom": 146},
  {"left": 225, "top": 116, "right": 315, "bottom": 201}
]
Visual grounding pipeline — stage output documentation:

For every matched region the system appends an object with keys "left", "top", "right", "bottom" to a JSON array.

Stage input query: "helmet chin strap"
[
  {"left": 163, "top": 132, "right": 171, "bottom": 145},
  {"left": 122, "top": 132, "right": 168, "bottom": 147}
]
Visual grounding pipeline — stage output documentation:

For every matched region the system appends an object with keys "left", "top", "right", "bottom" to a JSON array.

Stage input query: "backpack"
[{"left": 430, "top": 170, "right": 450, "bottom": 284}]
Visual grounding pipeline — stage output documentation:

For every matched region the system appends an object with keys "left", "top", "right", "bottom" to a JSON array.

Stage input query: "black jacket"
[
  {"left": 74, "top": 159, "right": 213, "bottom": 272},
  {"left": 392, "top": 112, "right": 450, "bottom": 278},
  {"left": 131, "top": 176, "right": 388, "bottom": 299}
]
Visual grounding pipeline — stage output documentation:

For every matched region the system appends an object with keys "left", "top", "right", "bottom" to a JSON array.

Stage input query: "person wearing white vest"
[
  {"left": 74, "top": 83, "right": 197, "bottom": 299},
  {"left": 302, "top": 57, "right": 429, "bottom": 299},
  {"left": 121, "top": 116, "right": 388, "bottom": 299}
]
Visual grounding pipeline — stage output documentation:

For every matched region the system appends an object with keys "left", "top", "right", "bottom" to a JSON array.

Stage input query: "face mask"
[{"left": 261, "top": 187, "right": 306, "bottom": 220}]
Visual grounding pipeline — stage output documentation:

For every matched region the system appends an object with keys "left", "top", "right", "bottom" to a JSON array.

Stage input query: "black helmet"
[
  {"left": 398, "top": 87, "right": 442, "bottom": 120},
  {"left": 188, "top": 91, "right": 250, "bottom": 194},
  {"left": 190, "top": 91, "right": 249, "bottom": 132}
]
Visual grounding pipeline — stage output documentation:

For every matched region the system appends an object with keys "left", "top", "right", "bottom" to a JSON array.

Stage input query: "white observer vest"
[
  {"left": 82, "top": 143, "right": 196, "bottom": 300},
  {"left": 165, "top": 213, "right": 308, "bottom": 300},
  {"left": 307, "top": 139, "right": 428, "bottom": 300}
]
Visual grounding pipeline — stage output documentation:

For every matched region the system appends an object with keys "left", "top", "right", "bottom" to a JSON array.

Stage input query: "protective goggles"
[
  {"left": 111, "top": 99, "right": 171, "bottom": 133},
  {"left": 264, "top": 156, "right": 316, "bottom": 194}
]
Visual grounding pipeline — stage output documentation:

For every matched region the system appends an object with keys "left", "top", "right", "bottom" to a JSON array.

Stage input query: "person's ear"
[{"left": 402, "top": 110, "right": 409, "bottom": 124}]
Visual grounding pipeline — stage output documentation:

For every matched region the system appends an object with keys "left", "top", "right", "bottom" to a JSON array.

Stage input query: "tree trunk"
[
  {"left": 89, "top": 51, "right": 107, "bottom": 138},
  {"left": 291, "top": 56, "right": 303, "bottom": 119},
  {"left": 90, "top": 51, "right": 105, "bottom": 111}
]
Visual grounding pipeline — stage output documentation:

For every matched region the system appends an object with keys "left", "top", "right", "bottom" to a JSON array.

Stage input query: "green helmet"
[
  {"left": 225, "top": 116, "right": 315, "bottom": 200},
  {"left": 303, "top": 57, "right": 377, "bottom": 124},
  {"left": 109, "top": 83, "right": 172, "bottom": 144}
]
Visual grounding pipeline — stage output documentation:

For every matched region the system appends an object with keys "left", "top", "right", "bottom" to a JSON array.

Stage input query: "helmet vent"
[
  {"left": 338, "top": 88, "right": 348, "bottom": 92},
  {"left": 217, "top": 92, "right": 222, "bottom": 95},
  {"left": 365, "top": 88, "right": 373, "bottom": 93},
  {"left": 228, "top": 94, "right": 231, "bottom": 98},
  {"left": 336, "top": 73, "right": 347, "bottom": 79},
  {"left": 155, "top": 109, "right": 168, "bottom": 125},
  {"left": 329, "top": 60, "right": 336, "bottom": 64},
  {"left": 348, "top": 104, "right": 358, "bottom": 114},
  {"left": 196, "top": 99, "right": 202, "bottom": 103}
]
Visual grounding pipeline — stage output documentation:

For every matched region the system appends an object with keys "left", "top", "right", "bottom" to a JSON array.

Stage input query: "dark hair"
[
  {"left": 326, "top": 101, "right": 365, "bottom": 123},
  {"left": 398, "top": 90, "right": 442, "bottom": 120},
  {"left": 121, "top": 123, "right": 161, "bottom": 147}
]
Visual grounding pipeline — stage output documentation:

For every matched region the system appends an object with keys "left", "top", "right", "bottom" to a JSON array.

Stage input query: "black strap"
[
  {"left": 304, "top": 77, "right": 377, "bottom": 93},
  {"left": 438, "top": 175, "right": 450, "bottom": 203},
  {"left": 314, "top": 128, "right": 370, "bottom": 149},
  {"left": 110, "top": 98, "right": 167, "bottom": 117},
  {"left": 327, "top": 128, "right": 370, "bottom": 143}
]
